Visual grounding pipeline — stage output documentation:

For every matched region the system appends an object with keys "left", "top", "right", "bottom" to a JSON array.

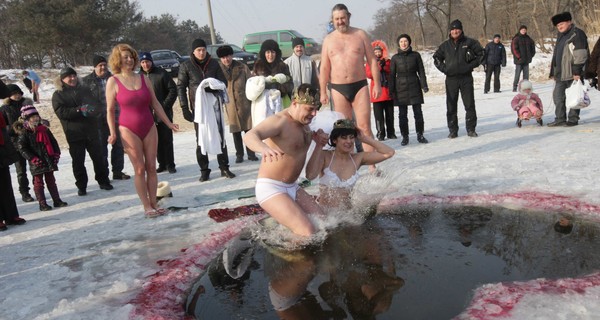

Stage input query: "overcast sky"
[{"left": 138, "top": 0, "right": 388, "bottom": 47}]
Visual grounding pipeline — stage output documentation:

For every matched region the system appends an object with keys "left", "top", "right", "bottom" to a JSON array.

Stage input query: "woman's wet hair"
[{"left": 329, "top": 119, "right": 357, "bottom": 147}]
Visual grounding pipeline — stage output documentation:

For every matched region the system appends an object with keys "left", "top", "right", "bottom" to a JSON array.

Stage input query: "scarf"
[{"left": 35, "top": 125, "right": 56, "bottom": 156}]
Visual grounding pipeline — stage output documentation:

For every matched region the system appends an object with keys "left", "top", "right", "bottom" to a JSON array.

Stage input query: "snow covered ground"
[{"left": 3, "top": 51, "right": 600, "bottom": 319}]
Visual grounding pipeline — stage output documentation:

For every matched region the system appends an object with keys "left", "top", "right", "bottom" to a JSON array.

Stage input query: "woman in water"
[
  {"left": 106, "top": 44, "right": 179, "bottom": 217},
  {"left": 306, "top": 119, "right": 395, "bottom": 209}
]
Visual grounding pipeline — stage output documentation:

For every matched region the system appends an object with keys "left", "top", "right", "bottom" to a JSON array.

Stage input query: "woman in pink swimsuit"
[{"left": 105, "top": 44, "right": 179, "bottom": 217}]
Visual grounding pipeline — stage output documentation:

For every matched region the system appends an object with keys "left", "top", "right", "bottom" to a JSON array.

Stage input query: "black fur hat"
[
  {"left": 551, "top": 12, "right": 572, "bottom": 26},
  {"left": 259, "top": 39, "right": 282, "bottom": 61},
  {"left": 216, "top": 45, "right": 234, "bottom": 58}
]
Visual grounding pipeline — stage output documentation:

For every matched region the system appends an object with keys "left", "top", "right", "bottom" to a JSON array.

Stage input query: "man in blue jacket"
[
  {"left": 433, "top": 20, "right": 484, "bottom": 138},
  {"left": 484, "top": 34, "right": 507, "bottom": 94}
]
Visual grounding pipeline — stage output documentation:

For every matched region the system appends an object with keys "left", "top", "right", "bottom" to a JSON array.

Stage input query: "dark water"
[{"left": 184, "top": 206, "right": 600, "bottom": 319}]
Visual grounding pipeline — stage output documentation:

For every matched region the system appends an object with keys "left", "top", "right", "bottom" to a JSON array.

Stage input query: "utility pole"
[{"left": 206, "top": 0, "right": 217, "bottom": 44}]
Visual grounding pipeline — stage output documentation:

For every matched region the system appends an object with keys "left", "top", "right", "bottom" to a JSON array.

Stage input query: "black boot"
[
  {"left": 536, "top": 118, "right": 543, "bottom": 126},
  {"left": 21, "top": 193, "right": 35, "bottom": 202},
  {"left": 47, "top": 180, "right": 67, "bottom": 208},
  {"left": 401, "top": 136, "right": 409, "bottom": 146},
  {"left": 417, "top": 133, "right": 429, "bottom": 144},
  {"left": 220, "top": 168, "right": 236, "bottom": 178},
  {"left": 39, "top": 202, "right": 52, "bottom": 211},
  {"left": 516, "top": 118, "right": 522, "bottom": 128},
  {"left": 199, "top": 169, "right": 211, "bottom": 182},
  {"left": 375, "top": 119, "right": 385, "bottom": 141}
]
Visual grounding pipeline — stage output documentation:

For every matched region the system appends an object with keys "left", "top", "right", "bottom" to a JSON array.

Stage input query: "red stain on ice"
[{"left": 129, "top": 191, "right": 600, "bottom": 319}]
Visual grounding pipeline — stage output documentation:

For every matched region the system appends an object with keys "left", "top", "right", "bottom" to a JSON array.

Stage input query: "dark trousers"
[
  {"left": 0, "top": 166, "right": 19, "bottom": 221},
  {"left": 484, "top": 64, "right": 501, "bottom": 92},
  {"left": 232, "top": 131, "right": 256, "bottom": 159},
  {"left": 157, "top": 121, "right": 175, "bottom": 169},
  {"left": 373, "top": 100, "right": 395, "bottom": 138},
  {"left": 32, "top": 172, "right": 61, "bottom": 204},
  {"left": 445, "top": 75, "right": 477, "bottom": 133},
  {"left": 553, "top": 79, "right": 581, "bottom": 123},
  {"left": 13, "top": 155, "right": 30, "bottom": 195},
  {"left": 513, "top": 64, "right": 529, "bottom": 89},
  {"left": 398, "top": 104, "right": 424, "bottom": 136},
  {"left": 68, "top": 136, "right": 111, "bottom": 190},
  {"left": 99, "top": 122, "right": 125, "bottom": 174},
  {"left": 193, "top": 122, "right": 229, "bottom": 172}
]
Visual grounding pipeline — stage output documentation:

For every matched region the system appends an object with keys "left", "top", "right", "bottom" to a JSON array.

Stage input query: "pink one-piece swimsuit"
[{"left": 114, "top": 76, "right": 154, "bottom": 139}]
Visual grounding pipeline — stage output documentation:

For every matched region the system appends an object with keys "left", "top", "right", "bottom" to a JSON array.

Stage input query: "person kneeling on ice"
[
  {"left": 511, "top": 80, "right": 544, "bottom": 127},
  {"left": 305, "top": 119, "right": 395, "bottom": 210},
  {"left": 244, "top": 84, "right": 328, "bottom": 237}
]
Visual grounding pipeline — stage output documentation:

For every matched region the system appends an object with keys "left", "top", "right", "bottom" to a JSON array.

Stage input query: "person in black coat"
[
  {"left": 0, "top": 84, "right": 34, "bottom": 202},
  {"left": 484, "top": 34, "right": 507, "bottom": 93},
  {"left": 0, "top": 107, "right": 26, "bottom": 230},
  {"left": 82, "top": 55, "right": 129, "bottom": 180},
  {"left": 52, "top": 67, "right": 113, "bottom": 195},
  {"left": 433, "top": 20, "right": 484, "bottom": 138},
  {"left": 13, "top": 103, "right": 68, "bottom": 211},
  {"left": 140, "top": 52, "right": 178, "bottom": 173},
  {"left": 177, "top": 38, "right": 234, "bottom": 182},
  {"left": 511, "top": 25, "right": 536, "bottom": 92},
  {"left": 389, "top": 34, "right": 429, "bottom": 145}
]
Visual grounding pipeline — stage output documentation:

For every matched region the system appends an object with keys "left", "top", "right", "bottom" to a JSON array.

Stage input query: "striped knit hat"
[{"left": 20, "top": 101, "right": 38, "bottom": 119}]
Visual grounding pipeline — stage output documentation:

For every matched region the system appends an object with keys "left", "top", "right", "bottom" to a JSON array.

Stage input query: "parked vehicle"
[
  {"left": 149, "top": 49, "right": 187, "bottom": 77},
  {"left": 243, "top": 30, "right": 320, "bottom": 58},
  {"left": 206, "top": 44, "right": 257, "bottom": 70}
]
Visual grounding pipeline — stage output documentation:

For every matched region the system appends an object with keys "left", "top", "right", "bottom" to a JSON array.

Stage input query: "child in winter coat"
[
  {"left": 14, "top": 101, "right": 67, "bottom": 211},
  {"left": 511, "top": 80, "right": 543, "bottom": 127}
]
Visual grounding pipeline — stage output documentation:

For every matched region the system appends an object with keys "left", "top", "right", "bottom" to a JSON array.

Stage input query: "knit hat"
[
  {"left": 92, "top": 55, "right": 107, "bottom": 67},
  {"left": 191, "top": 38, "right": 207, "bottom": 50},
  {"left": 20, "top": 102, "right": 38, "bottom": 119},
  {"left": 520, "top": 80, "right": 533, "bottom": 92},
  {"left": 292, "top": 37, "right": 305, "bottom": 48},
  {"left": 7, "top": 84, "right": 23, "bottom": 96},
  {"left": 397, "top": 34, "right": 412, "bottom": 46},
  {"left": 139, "top": 52, "right": 153, "bottom": 62},
  {"left": 551, "top": 12, "right": 572, "bottom": 26},
  {"left": 449, "top": 19, "right": 463, "bottom": 30},
  {"left": 493, "top": 34, "right": 501, "bottom": 39},
  {"left": 216, "top": 45, "right": 234, "bottom": 58},
  {"left": 519, "top": 25, "right": 527, "bottom": 31},
  {"left": 60, "top": 67, "right": 77, "bottom": 80}
]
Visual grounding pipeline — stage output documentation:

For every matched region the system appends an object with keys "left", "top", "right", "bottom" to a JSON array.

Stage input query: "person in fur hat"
[
  {"left": 511, "top": 80, "right": 543, "bottom": 127},
  {"left": 547, "top": 11, "right": 589, "bottom": 127},
  {"left": 366, "top": 40, "right": 395, "bottom": 141},
  {"left": 13, "top": 101, "right": 67, "bottom": 211},
  {"left": 0, "top": 84, "right": 34, "bottom": 202}
]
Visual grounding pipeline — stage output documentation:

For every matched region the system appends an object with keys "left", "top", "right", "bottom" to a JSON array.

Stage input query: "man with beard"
[
  {"left": 319, "top": 3, "right": 381, "bottom": 171},
  {"left": 178, "top": 38, "right": 235, "bottom": 182}
]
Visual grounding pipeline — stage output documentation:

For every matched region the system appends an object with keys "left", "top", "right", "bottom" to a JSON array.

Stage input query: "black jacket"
[
  {"left": 434, "top": 34, "right": 484, "bottom": 77},
  {"left": 140, "top": 66, "right": 177, "bottom": 121},
  {"left": 511, "top": 33, "right": 536, "bottom": 65},
  {"left": 52, "top": 82, "right": 101, "bottom": 144},
  {"left": 0, "top": 97, "right": 25, "bottom": 144},
  {"left": 13, "top": 120, "right": 60, "bottom": 175},
  {"left": 177, "top": 53, "right": 226, "bottom": 113},
  {"left": 0, "top": 80, "right": 8, "bottom": 99},
  {"left": 389, "top": 47, "right": 428, "bottom": 105},
  {"left": 484, "top": 41, "right": 507, "bottom": 66}
]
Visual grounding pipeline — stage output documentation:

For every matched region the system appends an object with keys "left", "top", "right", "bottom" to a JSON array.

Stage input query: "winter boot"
[
  {"left": 21, "top": 193, "right": 35, "bottom": 202},
  {"left": 221, "top": 168, "right": 236, "bottom": 179},
  {"left": 39, "top": 202, "right": 52, "bottom": 211},
  {"left": 401, "top": 136, "right": 409, "bottom": 146},
  {"left": 415, "top": 121, "right": 428, "bottom": 143},
  {"left": 417, "top": 133, "right": 429, "bottom": 144},
  {"left": 199, "top": 169, "right": 211, "bottom": 182},
  {"left": 47, "top": 180, "right": 67, "bottom": 208},
  {"left": 34, "top": 187, "right": 51, "bottom": 211},
  {"left": 536, "top": 118, "right": 543, "bottom": 126},
  {"left": 375, "top": 119, "right": 385, "bottom": 141},
  {"left": 516, "top": 118, "right": 522, "bottom": 128}
]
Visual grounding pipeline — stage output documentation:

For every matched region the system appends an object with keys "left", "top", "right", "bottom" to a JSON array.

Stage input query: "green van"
[{"left": 243, "top": 30, "right": 320, "bottom": 58}]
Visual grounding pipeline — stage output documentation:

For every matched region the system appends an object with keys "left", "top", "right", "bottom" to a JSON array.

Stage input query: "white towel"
[{"left": 194, "top": 78, "right": 228, "bottom": 155}]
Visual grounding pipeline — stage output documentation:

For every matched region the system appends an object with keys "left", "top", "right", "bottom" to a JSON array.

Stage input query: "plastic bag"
[{"left": 565, "top": 80, "right": 591, "bottom": 109}]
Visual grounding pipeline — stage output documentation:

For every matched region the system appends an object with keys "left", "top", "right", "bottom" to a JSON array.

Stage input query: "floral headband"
[
  {"left": 333, "top": 119, "right": 356, "bottom": 130},
  {"left": 293, "top": 87, "right": 318, "bottom": 106}
]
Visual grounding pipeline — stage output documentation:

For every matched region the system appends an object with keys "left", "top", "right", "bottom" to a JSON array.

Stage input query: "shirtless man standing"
[
  {"left": 244, "top": 84, "right": 328, "bottom": 237},
  {"left": 320, "top": 3, "right": 381, "bottom": 158}
]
